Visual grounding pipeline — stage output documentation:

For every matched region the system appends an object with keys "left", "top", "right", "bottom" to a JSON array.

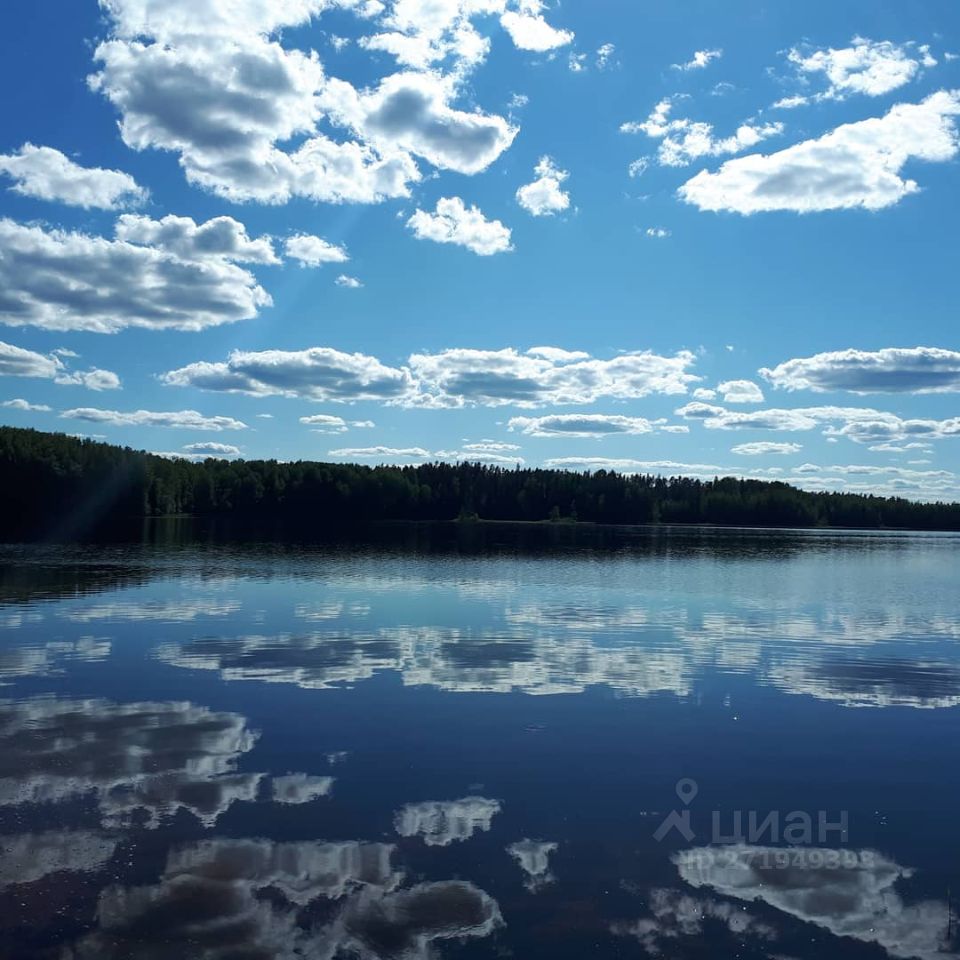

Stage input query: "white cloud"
[
  {"left": 2, "top": 398, "right": 52, "bottom": 412},
  {"left": 0, "top": 143, "right": 147, "bottom": 209},
  {"left": 462, "top": 440, "right": 521, "bottom": 453},
  {"left": 693, "top": 387, "right": 717, "bottom": 400},
  {"left": 731, "top": 441, "right": 803, "bottom": 455},
  {"left": 329, "top": 444, "right": 522, "bottom": 464},
  {"left": 0, "top": 217, "right": 270, "bottom": 333},
  {"left": 115, "top": 214, "right": 278, "bottom": 263},
  {"left": 182, "top": 441, "right": 241, "bottom": 456},
  {"left": 54, "top": 368, "right": 122, "bottom": 391},
  {"left": 91, "top": 14, "right": 499, "bottom": 205},
  {"left": 162, "top": 347, "right": 412, "bottom": 402},
  {"left": 509, "top": 413, "right": 659, "bottom": 437},
  {"left": 621, "top": 97, "right": 783, "bottom": 167},
  {"left": 628, "top": 157, "right": 650, "bottom": 178},
  {"left": 0, "top": 340, "right": 62, "bottom": 379},
  {"left": 787, "top": 37, "right": 936, "bottom": 101},
  {"left": 717, "top": 379, "right": 764, "bottom": 403},
  {"left": 526, "top": 346, "right": 590, "bottom": 362},
  {"left": 771, "top": 94, "right": 810, "bottom": 110},
  {"left": 300, "top": 413, "right": 350, "bottom": 433},
  {"left": 568, "top": 52, "right": 587, "bottom": 73},
  {"left": 596, "top": 42, "right": 616, "bottom": 69},
  {"left": 761, "top": 347, "right": 960, "bottom": 394},
  {"left": 516, "top": 156, "right": 570, "bottom": 216},
  {"left": 284, "top": 233, "right": 349, "bottom": 266},
  {"left": 407, "top": 196, "right": 512, "bottom": 255},
  {"left": 163, "top": 345, "right": 700, "bottom": 408},
  {"left": 672, "top": 48, "right": 722, "bottom": 71},
  {"left": 677, "top": 401, "right": 960, "bottom": 445},
  {"left": 335, "top": 274, "right": 363, "bottom": 288},
  {"left": 330, "top": 445, "right": 432, "bottom": 459},
  {"left": 500, "top": 10, "right": 573, "bottom": 52},
  {"left": 95, "top": 0, "right": 337, "bottom": 41},
  {"left": 680, "top": 90, "right": 960, "bottom": 214},
  {"left": 407, "top": 347, "right": 699, "bottom": 407},
  {"left": 321, "top": 71, "right": 516, "bottom": 176},
  {"left": 61, "top": 408, "right": 247, "bottom": 431},
  {"left": 358, "top": 0, "right": 492, "bottom": 72},
  {"left": 645, "top": 227, "right": 670, "bottom": 238}
]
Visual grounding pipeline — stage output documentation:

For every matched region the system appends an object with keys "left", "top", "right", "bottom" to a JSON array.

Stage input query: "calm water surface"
[{"left": 1, "top": 525, "right": 959, "bottom": 959}]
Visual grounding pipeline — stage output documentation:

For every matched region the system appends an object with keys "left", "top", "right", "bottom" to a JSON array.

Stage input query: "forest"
[{"left": 2, "top": 424, "right": 960, "bottom": 537}]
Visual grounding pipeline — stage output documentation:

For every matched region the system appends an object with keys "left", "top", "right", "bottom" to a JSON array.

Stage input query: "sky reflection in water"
[{"left": 0, "top": 527, "right": 958, "bottom": 959}]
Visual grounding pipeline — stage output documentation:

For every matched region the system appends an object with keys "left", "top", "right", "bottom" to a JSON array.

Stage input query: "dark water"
[{"left": 1, "top": 524, "right": 959, "bottom": 959}]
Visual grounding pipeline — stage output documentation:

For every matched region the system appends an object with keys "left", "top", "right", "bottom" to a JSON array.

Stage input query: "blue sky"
[{"left": 2, "top": 0, "right": 960, "bottom": 499}]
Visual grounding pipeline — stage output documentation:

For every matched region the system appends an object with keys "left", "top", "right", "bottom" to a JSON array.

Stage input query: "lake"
[{"left": 1, "top": 524, "right": 959, "bottom": 959}]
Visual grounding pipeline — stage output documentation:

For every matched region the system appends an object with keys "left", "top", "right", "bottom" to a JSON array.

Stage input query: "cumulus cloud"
[
  {"left": 672, "top": 48, "right": 722, "bottom": 71},
  {"left": 731, "top": 441, "right": 803, "bottom": 455},
  {"left": 761, "top": 347, "right": 960, "bottom": 394},
  {"left": 163, "top": 345, "right": 699, "bottom": 408},
  {"left": 680, "top": 90, "right": 960, "bottom": 214},
  {"left": 508, "top": 413, "right": 660, "bottom": 437},
  {"left": 786, "top": 36, "right": 936, "bottom": 101},
  {"left": 408, "top": 347, "right": 698, "bottom": 407},
  {"left": 645, "top": 227, "right": 670, "bottom": 238},
  {"left": 621, "top": 97, "right": 783, "bottom": 167},
  {"left": 717, "top": 379, "right": 764, "bottom": 403},
  {"left": 516, "top": 156, "right": 570, "bottom": 216},
  {"left": 358, "top": 0, "right": 493, "bottom": 72},
  {"left": 2, "top": 398, "right": 52, "bottom": 411},
  {"left": 0, "top": 217, "right": 271, "bottom": 333},
  {"left": 300, "top": 413, "right": 350, "bottom": 433},
  {"left": 284, "top": 233, "right": 349, "bottom": 266},
  {"left": 0, "top": 340, "right": 63, "bottom": 379},
  {"left": 329, "top": 445, "right": 522, "bottom": 464},
  {"left": 321, "top": 70, "right": 517, "bottom": 175},
  {"left": 407, "top": 196, "right": 512, "bottom": 255},
  {"left": 676, "top": 401, "right": 960, "bottom": 445},
  {"left": 89, "top": 1, "right": 555, "bottom": 210},
  {"left": 162, "top": 347, "right": 413, "bottom": 402},
  {"left": 330, "top": 445, "right": 430, "bottom": 460},
  {"left": 0, "top": 143, "right": 147, "bottom": 209},
  {"left": 115, "top": 213, "right": 278, "bottom": 263},
  {"left": 61, "top": 408, "right": 247, "bottom": 431},
  {"left": 596, "top": 42, "right": 616, "bottom": 69},
  {"left": 500, "top": 7, "right": 574, "bottom": 52},
  {"left": 90, "top": 11, "right": 506, "bottom": 205},
  {"left": 54, "top": 368, "right": 122, "bottom": 391},
  {"left": 182, "top": 442, "right": 241, "bottom": 457},
  {"left": 335, "top": 274, "right": 363, "bottom": 288}
]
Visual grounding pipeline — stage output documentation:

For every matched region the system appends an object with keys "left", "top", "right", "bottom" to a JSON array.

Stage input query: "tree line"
[{"left": 2, "top": 425, "right": 959, "bottom": 538}]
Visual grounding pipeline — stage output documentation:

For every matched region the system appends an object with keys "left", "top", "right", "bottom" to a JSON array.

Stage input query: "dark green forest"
[{"left": 2, "top": 425, "right": 960, "bottom": 538}]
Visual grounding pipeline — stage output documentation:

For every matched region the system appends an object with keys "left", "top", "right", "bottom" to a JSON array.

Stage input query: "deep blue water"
[{"left": 1, "top": 526, "right": 959, "bottom": 959}]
